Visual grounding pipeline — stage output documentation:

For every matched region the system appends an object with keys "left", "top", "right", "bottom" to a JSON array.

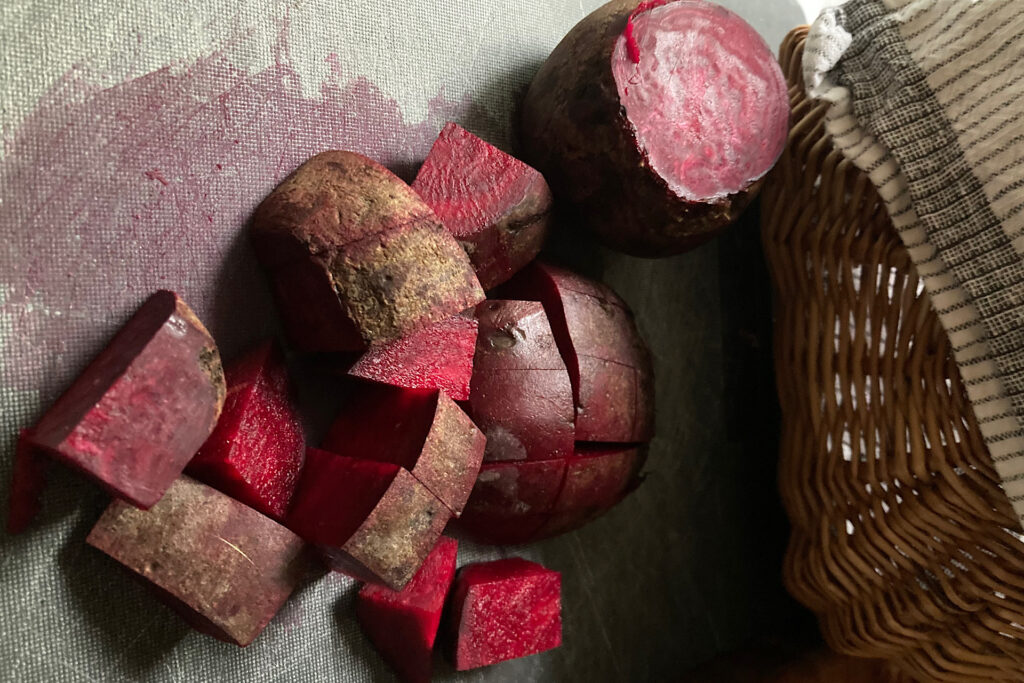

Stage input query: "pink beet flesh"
[
  {"left": 611, "top": 0, "right": 789, "bottom": 202},
  {"left": 412, "top": 123, "right": 552, "bottom": 290},
  {"left": 456, "top": 459, "right": 567, "bottom": 545},
  {"left": 188, "top": 341, "right": 305, "bottom": 520},
  {"left": 449, "top": 558, "right": 562, "bottom": 670},
  {"left": 348, "top": 315, "right": 478, "bottom": 401},
  {"left": 357, "top": 536, "right": 458, "bottom": 683},
  {"left": 6, "top": 431, "right": 50, "bottom": 534},
  {"left": 26, "top": 291, "right": 225, "bottom": 508}
]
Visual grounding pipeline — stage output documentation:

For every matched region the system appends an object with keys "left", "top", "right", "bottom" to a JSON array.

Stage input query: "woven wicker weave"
[{"left": 761, "top": 27, "right": 1024, "bottom": 682}]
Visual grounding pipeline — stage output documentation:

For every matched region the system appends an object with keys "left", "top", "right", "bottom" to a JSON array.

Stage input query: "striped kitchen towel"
[{"left": 804, "top": 0, "right": 1024, "bottom": 526}]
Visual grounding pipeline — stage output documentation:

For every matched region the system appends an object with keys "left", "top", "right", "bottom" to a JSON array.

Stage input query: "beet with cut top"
[
  {"left": 455, "top": 459, "right": 567, "bottom": 545},
  {"left": 520, "top": 0, "right": 789, "bottom": 256},
  {"left": 447, "top": 558, "right": 562, "bottom": 670},
  {"left": 23, "top": 291, "right": 225, "bottom": 509},
  {"left": 356, "top": 536, "right": 458, "bottom": 683},
  {"left": 412, "top": 122, "right": 551, "bottom": 290},
  {"left": 188, "top": 341, "right": 304, "bottom": 520},
  {"left": 347, "top": 315, "right": 478, "bottom": 401},
  {"left": 6, "top": 431, "right": 50, "bottom": 534},
  {"left": 86, "top": 476, "right": 313, "bottom": 647},
  {"left": 287, "top": 448, "right": 450, "bottom": 590}
]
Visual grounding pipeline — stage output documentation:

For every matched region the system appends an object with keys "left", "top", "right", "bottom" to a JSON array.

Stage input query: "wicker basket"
[{"left": 761, "top": 27, "right": 1024, "bottom": 682}]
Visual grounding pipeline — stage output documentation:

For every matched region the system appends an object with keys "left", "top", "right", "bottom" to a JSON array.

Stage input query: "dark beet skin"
[
  {"left": 26, "top": 291, "right": 225, "bottom": 509},
  {"left": 412, "top": 122, "right": 552, "bottom": 290},
  {"left": 501, "top": 263, "right": 654, "bottom": 443},
  {"left": 348, "top": 315, "right": 478, "bottom": 401},
  {"left": 6, "top": 431, "right": 50, "bottom": 534},
  {"left": 468, "top": 300, "right": 575, "bottom": 462},
  {"left": 86, "top": 476, "right": 314, "bottom": 647},
  {"left": 188, "top": 341, "right": 305, "bottom": 520},
  {"left": 447, "top": 558, "right": 562, "bottom": 670},
  {"left": 520, "top": 0, "right": 789, "bottom": 256},
  {"left": 357, "top": 536, "right": 458, "bottom": 683},
  {"left": 455, "top": 459, "right": 567, "bottom": 545},
  {"left": 287, "top": 448, "right": 450, "bottom": 590}
]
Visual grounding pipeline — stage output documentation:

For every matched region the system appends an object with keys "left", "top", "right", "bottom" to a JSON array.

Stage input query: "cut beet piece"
[
  {"left": 468, "top": 301, "right": 574, "bottom": 462},
  {"left": 347, "top": 314, "right": 478, "bottom": 401},
  {"left": 412, "top": 123, "right": 552, "bottom": 290},
  {"left": 322, "top": 384, "right": 485, "bottom": 516},
  {"left": 86, "top": 476, "right": 313, "bottom": 647},
  {"left": 287, "top": 448, "right": 450, "bottom": 590},
  {"left": 25, "top": 291, "right": 225, "bottom": 508},
  {"left": 357, "top": 536, "right": 458, "bottom": 683},
  {"left": 520, "top": 0, "right": 789, "bottom": 256},
  {"left": 251, "top": 151, "right": 484, "bottom": 350},
  {"left": 6, "top": 431, "right": 51, "bottom": 534},
  {"left": 501, "top": 263, "right": 655, "bottom": 443},
  {"left": 447, "top": 558, "right": 562, "bottom": 670},
  {"left": 188, "top": 341, "right": 304, "bottom": 520},
  {"left": 455, "top": 459, "right": 567, "bottom": 545}
]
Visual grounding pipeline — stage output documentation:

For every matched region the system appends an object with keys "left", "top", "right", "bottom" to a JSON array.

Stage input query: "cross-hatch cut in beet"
[
  {"left": 23, "top": 290, "right": 225, "bottom": 509},
  {"left": 357, "top": 536, "right": 458, "bottom": 683},
  {"left": 347, "top": 315, "right": 478, "bottom": 401},
  {"left": 456, "top": 459, "right": 567, "bottom": 545},
  {"left": 447, "top": 558, "right": 562, "bottom": 670},
  {"left": 187, "top": 341, "right": 305, "bottom": 520},
  {"left": 86, "top": 476, "right": 314, "bottom": 647},
  {"left": 412, "top": 122, "right": 552, "bottom": 290}
]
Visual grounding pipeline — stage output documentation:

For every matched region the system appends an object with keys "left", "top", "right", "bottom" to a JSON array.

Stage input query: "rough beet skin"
[
  {"left": 447, "top": 558, "right": 562, "bottom": 670},
  {"left": 520, "top": 0, "right": 789, "bottom": 256},
  {"left": 188, "top": 341, "right": 304, "bottom": 520},
  {"left": 24, "top": 291, "right": 225, "bottom": 509},
  {"left": 412, "top": 122, "right": 552, "bottom": 290},
  {"left": 86, "top": 476, "right": 314, "bottom": 647},
  {"left": 455, "top": 459, "right": 567, "bottom": 545},
  {"left": 356, "top": 536, "right": 458, "bottom": 683}
]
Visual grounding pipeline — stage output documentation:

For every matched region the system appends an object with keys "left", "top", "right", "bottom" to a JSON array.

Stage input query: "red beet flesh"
[
  {"left": 456, "top": 459, "right": 567, "bottom": 545},
  {"left": 188, "top": 341, "right": 304, "bottom": 520},
  {"left": 347, "top": 315, "right": 478, "bottom": 401},
  {"left": 86, "top": 476, "right": 313, "bottom": 647},
  {"left": 356, "top": 536, "right": 458, "bottom": 683},
  {"left": 6, "top": 431, "right": 50, "bottom": 534},
  {"left": 25, "top": 291, "right": 225, "bottom": 508},
  {"left": 448, "top": 558, "right": 562, "bottom": 670},
  {"left": 412, "top": 123, "right": 552, "bottom": 290}
]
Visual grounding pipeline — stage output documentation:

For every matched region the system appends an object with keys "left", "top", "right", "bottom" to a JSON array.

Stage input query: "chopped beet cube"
[
  {"left": 356, "top": 536, "right": 458, "bottom": 683},
  {"left": 6, "top": 431, "right": 51, "bottom": 534},
  {"left": 412, "top": 122, "right": 552, "bottom": 290},
  {"left": 448, "top": 558, "right": 562, "bottom": 670},
  {"left": 86, "top": 476, "right": 313, "bottom": 647},
  {"left": 188, "top": 341, "right": 304, "bottom": 520},
  {"left": 25, "top": 291, "right": 225, "bottom": 508},
  {"left": 455, "top": 459, "right": 567, "bottom": 545},
  {"left": 347, "top": 315, "right": 478, "bottom": 401},
  {"left": 287, "top": 448, "right": 450, "bottom": 590}
]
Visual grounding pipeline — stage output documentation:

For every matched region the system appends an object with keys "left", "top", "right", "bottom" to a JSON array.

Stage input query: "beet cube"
[
  {"left": 455, "top": 459, "right": 567, "bottom": 545},
  {"left": 287, "top": 448, "right": 450, "bottom": 590},
  {"left": 347, "top": 315, "right": 478, "bottom": 401},
  {"left": 86, "top": 476, "right": 313, "bottom": 647},
  {"left": 356, "top": 536, "right": 458, "bottom": 683},
  {"left": 25, "top": 291, "right": 225, "bottom": 508},
  {"left": 448, "top": 558, "right": 562, "bottom": 670},
  {"left": 412, "top": 123, "right": 552, "bottom": 290},
  {"left": 6, "top": 431, "right": 50, "bottom": 534},
  {"left": 188, "top": 341, "right": 304, "bottom": 520}
]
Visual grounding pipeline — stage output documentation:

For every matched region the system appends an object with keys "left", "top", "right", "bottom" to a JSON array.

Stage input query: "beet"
[
  {"left": 412, "top": 122, "right": 552, "bottom": 290},
  {"left": 86, "top": 476, "right": 313, "bottom": 647},
  {"left": 455, "top": 459, "right": 567, "bottom": 545},
  {"left": 520, "top": 0, "right": 789, "bottom": 256},
  {"left": 322, "top": 384, "right": 485, "bottom": 516},
  {"left": 188, "top": 341, "right": 304, "bottom": 520},
  {"left": 24, "top": 291, "right": 225, "bottom": 508},
  {"left": 6, "top": 431, "right": 50, "bottom": 534},
  {"left": 468, "top": 300, "right": 574, "bottom": 462},
  {"left": 501, "top": 263, "right": 654, "bottom": 443},
  {"left": 287, "top": 448, "right": 450, "bottom": 590},
  {"left": 251, "top": 151, "right": 484, "bottom": 350},
  {"left": 447, "top": 558, "right": 562, "bottom": 670},
  {"left": 347, "top": 315, "right": 478, "bottom": 401},
  {"left": 356, "top": 536, "right": 458, "bottom": 683}
]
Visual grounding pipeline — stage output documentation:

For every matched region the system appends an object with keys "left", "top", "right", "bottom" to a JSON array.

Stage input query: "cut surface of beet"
[
  {"left": 27, "top": 291, "right": 225, "bottom": 508},
  {"left": 357, "top": 536, "right": 458, "bottom": 683},
  {"left": 347, "top": 315, "right": 478, "bottom": 401},
  {"left": 448, "top": 558, "right": 562, "bottom": 670},
  {"left": 188, "top": 341, "right": 305, "bottom": 520},
  {"left": 456, "top": 459, "right": 567, "bottom": 545},
  {"left": 86, "top": 476, "right": 313, "bottom": 647},
  {"left": 6, "top": 431, "right": 50, "bottom": 534}
]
